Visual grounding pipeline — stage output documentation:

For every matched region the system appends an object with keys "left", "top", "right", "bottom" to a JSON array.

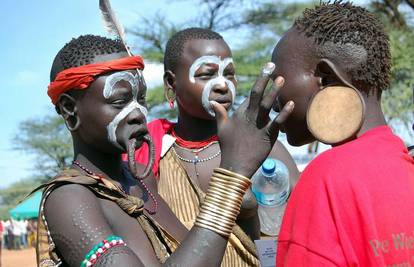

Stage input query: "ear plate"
[{"left": 307, "top": 86, "right": 365, "bottom": 145}]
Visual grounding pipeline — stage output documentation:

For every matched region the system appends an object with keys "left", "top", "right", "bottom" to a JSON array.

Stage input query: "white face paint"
[
  {"left": 188, "top": 55, "right": 236, "bottom": 117},
  {"left": 103, "top": 71, "right": 148, "bottom": 149}
]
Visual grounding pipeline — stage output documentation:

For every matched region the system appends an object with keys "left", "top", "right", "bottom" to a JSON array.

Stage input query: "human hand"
[{"left": 212, "top": 62, "right": 294, "bottom": 178}]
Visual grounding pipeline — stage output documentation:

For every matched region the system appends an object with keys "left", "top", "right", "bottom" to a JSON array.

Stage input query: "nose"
[
  {"left": 127, "top": 108, "right": 146, "bottom": 125},
  {"left": 212, "top": 77, "right": 229, "bottom": 95}
]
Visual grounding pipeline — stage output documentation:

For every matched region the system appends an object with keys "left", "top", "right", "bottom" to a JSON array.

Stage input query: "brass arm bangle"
[
  {"left": 209, "top": 180, "right": 247, "bottom": 195},
  {"left": 197, "top": 212, "right": 235, "bottom": 227},
  {"left": 207, "top": 184, "right": 245, "bottom": 201},
  {"left": 214, "top": 168, "right": 251, "bottom": 184},
  {"left": 194, "top": 168, "right": 251, "bottom": 238},
  {"left": 204, "top": 193, "right": 243, "bottom": 209},
  {"left": 212, "top": 172, "right": 251, "bottom": 189},
  {"left": 195, "top": 217, "right": 233, "bottom": 232},
  {"left": 194, "top": 221, "right": 232, "bottom": 237},
  {"left": 201, "top": 202, "right": 240, "bottom": 220}
]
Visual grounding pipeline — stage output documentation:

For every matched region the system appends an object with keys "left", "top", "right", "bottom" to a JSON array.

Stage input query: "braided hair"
[
  {"left": 294, "top": 1, "right": 391, "bottom": 93},
  {"left": 50, "top": 35, "right": 126, "bottom": 82}
]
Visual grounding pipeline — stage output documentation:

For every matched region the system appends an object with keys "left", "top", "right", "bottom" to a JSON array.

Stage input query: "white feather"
[{"left": 99, "top": 0, "right": 132, "bottom": 56}]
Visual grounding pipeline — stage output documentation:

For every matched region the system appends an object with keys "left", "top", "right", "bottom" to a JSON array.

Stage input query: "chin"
[{"left": 286, "top": 130, "right": 315, "bottom": 147}]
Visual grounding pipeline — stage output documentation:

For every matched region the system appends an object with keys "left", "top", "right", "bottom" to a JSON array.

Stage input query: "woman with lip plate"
[{"left": 133, "top": 28, "right": 300, "bottom": 266}]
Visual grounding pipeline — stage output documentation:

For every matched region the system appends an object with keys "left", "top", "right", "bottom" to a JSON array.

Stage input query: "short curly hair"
[
  {"left": 294, "top": 1, "right": 391, "bottom": 93},
  {"left": 50, "top": 35, "right": 126, "bottom": 82},
  {"left": 164, "top": 28, "right": 223, "bottom": 72}
]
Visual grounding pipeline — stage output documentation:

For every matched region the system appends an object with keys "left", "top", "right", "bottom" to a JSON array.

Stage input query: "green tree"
[
  {"left": 1, "top": 116, "right": 72, "bottom": 218},
  {"left": 13, "top": 115, "right": 73, "bottom": 181},
  {"left": 0, "top": 178, "right": 42, "bottom": 220},
  {"left": 370, "top": 0, "right": 414, "bottom": 140}
]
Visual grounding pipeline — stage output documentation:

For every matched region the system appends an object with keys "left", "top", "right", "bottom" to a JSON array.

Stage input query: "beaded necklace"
[
  {"left": 72, "top": 160, "right": 158, "bottom": 214},
  {"left": 171, "top": 141, "right": 221, "bottom": 178},
  {"left": 170, "top": 127, "right": 219, "bottom": 149}
]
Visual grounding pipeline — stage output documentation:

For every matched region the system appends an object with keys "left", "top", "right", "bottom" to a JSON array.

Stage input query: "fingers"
[
  {"left": 210, "top": 100, "right": 228, "bottom": 125},
  {"left": 267, "top": 100, "right": 295, "bottom": 141},
  {"left": 258, "top": 77, "right": 284, "bottom": 123},
  {"left": 248, "top": 62, "right": 276, "bottom": 111},
  {"left": 275, "top": 100, "right": 294, "bottom": 124}
]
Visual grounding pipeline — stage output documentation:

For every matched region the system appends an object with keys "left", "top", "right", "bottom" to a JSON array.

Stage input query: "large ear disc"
[{"left": 306, "top": 86, "right": 365, "bottom": 145}]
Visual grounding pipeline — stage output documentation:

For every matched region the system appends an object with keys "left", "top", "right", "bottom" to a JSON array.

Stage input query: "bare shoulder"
[
  {"left": 44, "top": 183, "right": 143, "bottom": 266},
  {"left": 45, "top": 183, "right": 97, "bottom": 209}
]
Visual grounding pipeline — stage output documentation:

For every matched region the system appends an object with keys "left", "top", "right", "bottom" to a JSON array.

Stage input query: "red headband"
[{"left": 47, "top": 55, "right": 145, "bottom": 104}]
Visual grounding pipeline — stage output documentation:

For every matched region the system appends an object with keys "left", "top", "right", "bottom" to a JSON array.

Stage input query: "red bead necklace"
[
  {"left": 72, "top": 160, "right": 158, "bottom": 214},
  {"left": 170, "top": 127, "right": 219, "bottom": 149}
]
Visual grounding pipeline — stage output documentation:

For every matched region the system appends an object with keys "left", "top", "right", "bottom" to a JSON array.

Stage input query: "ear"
[
  {"left": 56, "top": 93, "right": 80, "bottom": 131},
  {"left": 316, "top": 59, "right": 356, "bottom": 90},
  {"left": 163, "top": 70, "right": 176, "bottom": 101}
]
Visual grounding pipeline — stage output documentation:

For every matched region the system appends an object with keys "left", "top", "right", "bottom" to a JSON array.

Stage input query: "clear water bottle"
[{"left": 251, "top": 158, "right": 290, "bottom": 236}]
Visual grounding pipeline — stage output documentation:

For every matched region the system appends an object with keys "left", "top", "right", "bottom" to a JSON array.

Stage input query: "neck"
[
  {"left": 72, "top": 138, "right": 123, "bottom": 181},
  {"left": 357, "top": 93, "right": 387, "bottom": 137},
  {"left": 175, "top": 109, "right": 218, "bottom": 141}
]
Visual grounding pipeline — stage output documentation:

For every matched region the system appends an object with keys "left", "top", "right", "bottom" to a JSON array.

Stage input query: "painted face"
[
  {"left": 174, "top": 39, "right": 236, "bottom": 120},
  {"left": 271, "top": 28, "right": 321, "bottom": 146},
  {"left": 188, "top": 55, "right": 236, "bottom": 116},
  {"left": 75, "top": 53, "right": 148, "bottom": 153},
  {"left": 104, "top": 70, "right": 147, "bottom": 149}
]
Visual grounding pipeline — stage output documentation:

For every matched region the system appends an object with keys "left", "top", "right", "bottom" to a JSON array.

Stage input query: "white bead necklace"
[{"left": 172, "top": 141, "right": 220, "bottom": 177}]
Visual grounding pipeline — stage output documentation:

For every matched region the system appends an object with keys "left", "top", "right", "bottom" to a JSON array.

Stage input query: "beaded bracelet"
[
  {"left": 81, "top": 235, "right": 126, "bottom": 267},
  {"left": 195, "top": 168, "right": 251, "bottom": 237}
]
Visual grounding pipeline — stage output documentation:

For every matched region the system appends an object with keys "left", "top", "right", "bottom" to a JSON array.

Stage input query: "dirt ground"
[{"left": 1, "top": 247, "right": 36, "bottom": 267}]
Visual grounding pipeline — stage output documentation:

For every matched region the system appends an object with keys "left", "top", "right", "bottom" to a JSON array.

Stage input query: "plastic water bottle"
[{"left": 251, "top": 158, "right": 290, "bottom": 236}]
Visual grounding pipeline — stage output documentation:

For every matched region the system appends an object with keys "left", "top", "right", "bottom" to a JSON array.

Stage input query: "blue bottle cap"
[{"left": 261, "top": 158, "right": 276, "bottom": 175}]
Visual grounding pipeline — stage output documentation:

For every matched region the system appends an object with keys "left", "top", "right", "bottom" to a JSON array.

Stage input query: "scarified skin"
[{"left": 94, "top": 246, "right": 137, "bottom": 267}]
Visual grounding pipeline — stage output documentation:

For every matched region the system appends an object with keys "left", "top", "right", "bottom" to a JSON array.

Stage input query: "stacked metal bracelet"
[
  {"left": 81, "top": 235, "right": 126, "bottom": 267},
  {"left": 195, "top": 168, "right": 251, "bottom": 237}
]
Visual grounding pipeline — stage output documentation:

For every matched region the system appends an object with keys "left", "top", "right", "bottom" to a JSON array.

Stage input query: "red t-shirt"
[{"left": 277, "top": 126, "right": 414, "bottom": 266}]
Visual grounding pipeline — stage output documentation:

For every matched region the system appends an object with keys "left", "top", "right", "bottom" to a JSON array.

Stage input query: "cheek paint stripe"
[
  {"left": 107, "top": 101, "right": 148, "bottom": 148},
  {"left": 201, "top": 76, "right": 236, "bottom": 117},
  {"left": 202, "top": 79, "right": 216, "bottom": 117}
]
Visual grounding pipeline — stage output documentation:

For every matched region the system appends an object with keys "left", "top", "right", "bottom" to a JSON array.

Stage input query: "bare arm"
[
  {"left": 236, "top": 189, "right": 260, "bottom": 241},
  {"left": 44, "top": 184, "right": 145, "bottom": 267}
]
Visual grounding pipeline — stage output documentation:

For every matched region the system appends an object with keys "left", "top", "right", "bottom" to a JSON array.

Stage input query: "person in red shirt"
[{"left": 272, "top": 2, "right": 414, "bottom": 266}]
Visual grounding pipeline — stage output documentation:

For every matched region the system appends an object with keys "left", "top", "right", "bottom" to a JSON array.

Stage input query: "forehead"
[
  {"left": 91, "top": 52, "right": 129, "bottom": 64},
  {"left": 181, "top": 39, "right": 232, "bottom": 65}
]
